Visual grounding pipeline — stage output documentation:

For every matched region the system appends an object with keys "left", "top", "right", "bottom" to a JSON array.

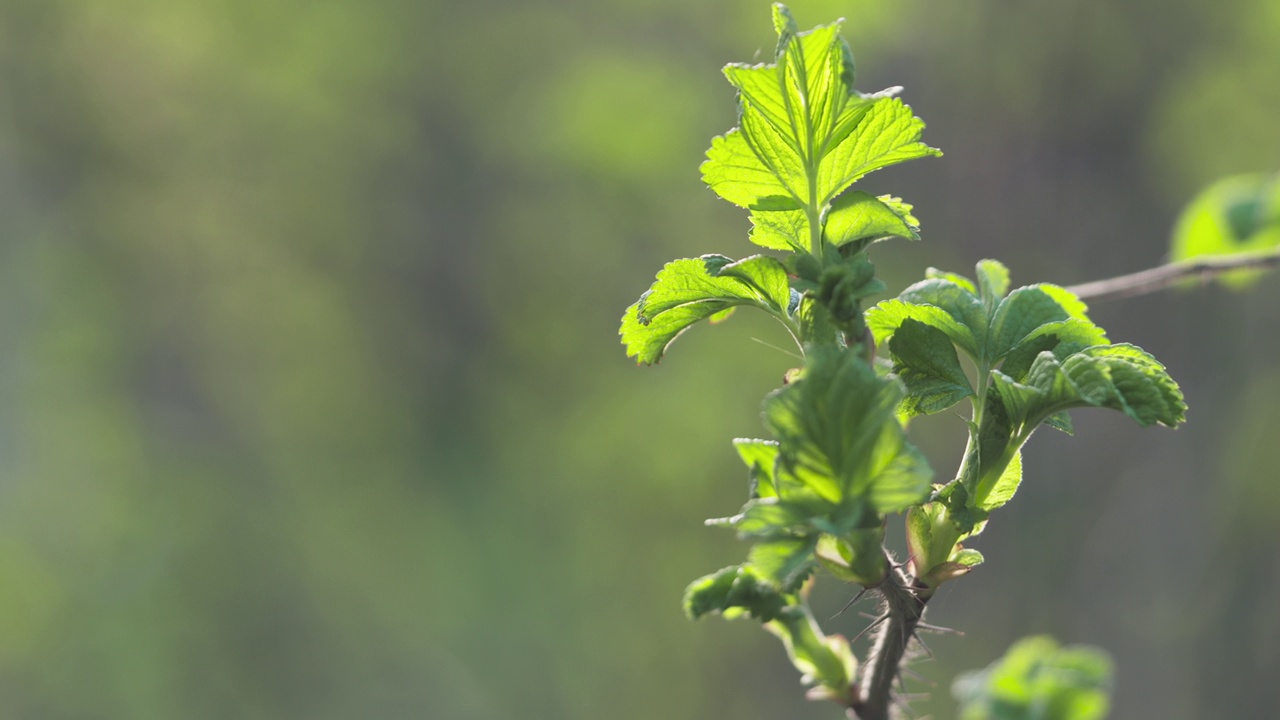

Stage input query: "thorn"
[
  {"left": 912, "top": 634, "right": 935, "bottom": 660},
  {"left": 750, "top": 336, "right": 802, "bottom": 360},
  {"left": 916, "top": 622, "right": 964, "bottom": 636},
  {"left": 899, "top": 666, "right": 935, "bottom": 687},
  {"left": 830, "top": 587, "right": 870, "bottom": 620},
  {"left": 850, "top": 613, "right": 889, "bottom": 643}
]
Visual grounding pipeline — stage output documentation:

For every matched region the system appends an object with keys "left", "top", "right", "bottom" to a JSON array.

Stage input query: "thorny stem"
[
  {"left": 849, "top": 554, "right": 930, "bottom": 720},
  {"left": 1065, "top": 248, "right": 1280, "bottom": 302}
]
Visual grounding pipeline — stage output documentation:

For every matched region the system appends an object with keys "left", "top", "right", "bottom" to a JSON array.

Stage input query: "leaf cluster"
[
  {"left": 618, "top": 4, "right": 1186, "bottom": 716},
  {"left": 868, "top": 260, "right": 1185, "bottom": 541},
  {"left": 952, "top": 636, "right": 1113, "bottom": 720}
]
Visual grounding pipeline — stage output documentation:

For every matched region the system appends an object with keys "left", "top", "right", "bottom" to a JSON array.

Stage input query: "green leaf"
[
  {"left": 702, "top": 129, "right": 802, "bottom": 210},
  {"left": 988, "top": 286, "right": 1078, "bottom": 362},
  {"left": 925, "top": 267, "right": 977, "bottom": 294},
  {"left": 796, "top": 294, "right": 839, "bottom": 346},
  {"left": 862, "top": 425, "right": 934, "bottom": 513},
  {"left": 824, "top": 191, "right": 921, "bottom": 247},
  {"left": 702, "top": 6, "right": 938, "bottom": 242},
  {"left": 816, "top": 96, "right": 941, "bottom": 206},
  {"left": 895, "top": 278, "right": 988, "bottom": 357},
  {"left": 761, "top": 347, "right": 932, "bottom": 511},
  {"left": 749, "top": 207, "right": 810, "bottom": 251},
  {"left": 991, "top": 344, "right": 1187, "bottom": 435},
  {"left": 1045, "top": 411, "right": 1074, "bottom": 434},
  {"left": 975, "top": 259, "right": 1010, "bottom": 310},
  {"left": 1170, "top": 173, "right": 1280, "bottom": 288},
  {"left": 765, "top": 602, "right": 858, "bottom": 698},
  {"left": 953, "top": 636, "right": 1113, "bottom": 720},
  {"left": 710, "top": 495, "right": 836, "bottom": 538},
  {"left": 620, "top": 255, "right": 793, "bottom": 364},
  {"left": 683, "top": 565, "right": 790, "bottom": 622},
  {"left": 999, "top": 317, "right": 1109, "bottom": 382},
  {"left": 887, "top": 318, "right": 975, "bottom": 416},
  {"left": 748, "top": 536, "right": 819, "bottom": 591},
  {"left": 815, "top": 531, "right": 887, "bottom": 586},
  {"left": 735, "top": 438, "right": 784, "bottom": 499},
  {"left": 867, "top": 298, "right": 981, "bottom": 359},
  {"left": 975, "top": 449, "right": 1021, "bottom": 512}
]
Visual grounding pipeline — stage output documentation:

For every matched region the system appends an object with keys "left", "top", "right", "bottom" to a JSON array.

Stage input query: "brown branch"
[
  {"left": 848, "top": 554, "right": 930, "bottom": 720},
  {"left": 1064, "top": 248, "right": 1280, "bottom": 302}
]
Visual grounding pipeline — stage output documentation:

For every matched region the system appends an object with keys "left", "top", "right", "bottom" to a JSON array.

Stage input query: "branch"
[
  {"left": 1064, "top": 248, "right": 1280, "bottom": 302},
  {"left": 849, "top": 554, "right": 929, "bottom": 720}
]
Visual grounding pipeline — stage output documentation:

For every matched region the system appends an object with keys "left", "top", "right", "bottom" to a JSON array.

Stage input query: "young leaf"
[
  {"left": 975, "top": 449, "right": 1022, "bottom": 512},
  {"left": 975, "top": 259, "right": 1011, "bottom": 310},
  {"left": 765, "top": 602, "right": 858, "bottom": 699},
  {"left": 866, "top": 298, "right": 980, "bottom": 359},
  {"left": 925, "top": 267, "right": 977, "bottom": 294},
  {"left": 748, "top": 536, "right": 820, "bottom": 591},
  {"left": 999, "top": 317, "right": 1109, "bottom": 382},
  {"left": 990, "top": 344, "right": 1186, "bottom": 436},
  {"left": 988, "top": 286, "right": 1078, "bottom": 362},
  {"left": 762, "top": 347, "right": 932, "bottom": 511},
  {"left": 683, "top": 565, "right": 790, "bottom": 622},
  {"left": 823, "top": 191, "right": 921, "bottom": 247},
  {"left": 815, "top": 97, "right": 941, "bottom": 206},
  {"left": 1170, "top": 172, "right": 1280, "bottom": 288},
  {"left": 749, "top": 207, "right": 810, "bottom": 251},
  {"left": 887, "top": 318, "right": 975, "bottom": 416},
  {"left": 620, "top": 255, "right": 793, "bottom": 364},
  {"left": 701, "top": 5, "right": 939, "bottom": 251},
  {"left": 734, "top": 438, "right": 784, "bottom": 499},
  {"left": 702, "top": 129, "right": 802, "bottom": 211},
  {"left": 953, "top": 636, "right": 1113, "bottom": 720}
]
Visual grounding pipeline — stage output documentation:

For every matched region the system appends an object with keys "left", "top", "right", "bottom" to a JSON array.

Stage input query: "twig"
[{"left": 1064, "top": 248, "right": 1280, "bottom": 302}]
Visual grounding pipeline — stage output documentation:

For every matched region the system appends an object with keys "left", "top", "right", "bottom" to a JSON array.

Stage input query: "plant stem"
[
  {"left": 1064, "top": 248, "right": 1280, "bottom": 302},
  {"left": 849, "top": 555, "right": 928, "bottom": 720}
]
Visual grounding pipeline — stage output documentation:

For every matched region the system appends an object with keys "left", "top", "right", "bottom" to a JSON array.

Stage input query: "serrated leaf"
[
  {"left": 621, "top": 255, "right": 793, "bottom": 364},
  {"left": 863, "top": 427, "right": 934, "bottom": 513},
  {"left": 1037, "top": 283, "right": 1092, "bottom": 322},
  {"left": 749, "top": 207, "right": 810, "bottom": 251},
  {"left": 735, "top": 438, "right": 783, "bottom": 499},
  {"left": 988, "top": 286, "right": 1078, "bottom": 362},
  {"left": 816, "top": 97, "right": 941, "bottom": 206},
  {"left": 975, "top": 259, "right": 1010, "bottom": 309},
  {"left": 888, "top": 318, "right": 975, "bottom": 416},
  {"left": 975, "top": 449, "right": 1021, "bottom": 511},
  {"left": 712, "top": 495, "right": 836, "bottom": 538},
  {"left": 824, "top": 191, "right": 921, "bottom": 247},
  {"left": 1045, "top": 411, "right": 1074, "bottom": 434},
  {"left": 762, "top": 347, "right": 932, "bottom": 511},
  {"left": 702, "top": 6, "right": 938, "bottom": 239},
  {"left": 991, "top": 344, "right": 1186, "bottom": 435},
  {"left": 1170, "top": 173, "right": 1280, "bottom": 288},
  {"left": 683, "top": 565, "right": 789, "bottom": 622},
  {"left": 867, "top": 298, "right": 981, "bottom": 359},
  {"left": 748, "top": 536, "right": 819, "bottom": 591},
  {"left": 1000, "top": 318, "right": 1109, "bottom": 382},
  {"left": 702, "top": 129, "right": 803, "bottom": 210},
  {"left": 925, "top": 267, "right": 977, "bottom": 294}
]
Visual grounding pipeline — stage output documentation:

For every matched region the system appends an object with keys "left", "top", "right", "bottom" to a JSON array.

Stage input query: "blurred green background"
[{"left": 0, "top": 1, "right": 1277, "bottom": 718}]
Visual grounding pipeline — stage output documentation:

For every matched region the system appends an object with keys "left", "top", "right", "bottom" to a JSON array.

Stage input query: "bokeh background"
[{"left": 0, "top": 0, "right": 1277, "bottom": 718}]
